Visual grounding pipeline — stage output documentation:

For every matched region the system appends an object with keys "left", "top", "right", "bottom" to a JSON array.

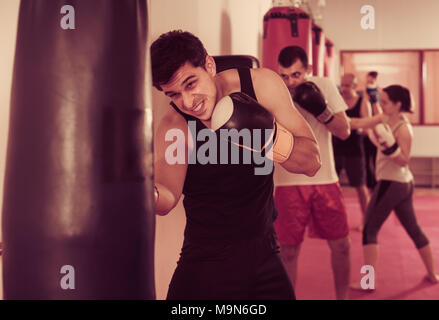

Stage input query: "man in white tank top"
[{"left": 274, "top": 46, "right": 351, "bottom": 300}]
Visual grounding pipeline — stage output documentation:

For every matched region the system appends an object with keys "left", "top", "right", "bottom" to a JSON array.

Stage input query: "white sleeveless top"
[
  {"left": 274, "top": 76, "right": 348, "bottom": 186},
  {"left": 375, "top": 120, "right": 413, "bottom": 183}
]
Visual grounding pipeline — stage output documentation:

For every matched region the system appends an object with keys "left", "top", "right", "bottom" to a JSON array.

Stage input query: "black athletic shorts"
[{"left": 167, "top": 231, "right": 295, "bottom": 300}]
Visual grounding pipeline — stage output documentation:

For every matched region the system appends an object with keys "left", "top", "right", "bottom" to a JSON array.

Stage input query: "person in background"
[
  {"left": 274, "top": 45, "right": 352, "bottom": 300},
  {"left": 350, "top": 84, "right": 439, "bottom": 289},
  {"left": 365, "top": 71, "right": 380, "bottom": 113},
  {"left": 333, "top": 73, "right": 372, "bottom": 231},
  {"left": 363, "top": 71, "right": 380, "bottom": 190}
]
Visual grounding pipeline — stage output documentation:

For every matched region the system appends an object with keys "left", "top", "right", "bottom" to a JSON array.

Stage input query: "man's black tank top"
[
  {"left": 169, "top": 68, "right": 277, "bottom": 250},
  {"left": 333, "top": 93, "right": 364, "bottom": 156}
]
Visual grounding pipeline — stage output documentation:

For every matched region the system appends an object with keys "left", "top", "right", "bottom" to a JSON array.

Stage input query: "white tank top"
[
  {"left": 274, "top": 76, "right": 348, "bottom": 186},
  {"left": 375, "top": 120, "right": 413, "bottom": 183}
]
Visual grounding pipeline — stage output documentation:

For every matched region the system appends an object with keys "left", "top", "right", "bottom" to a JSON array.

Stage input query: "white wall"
[
  {"left": 320, "top": 0, "right": 439, "bottom": 50},
  {"left": 412, "top": 127, "right": 439, "bottom": 157}
]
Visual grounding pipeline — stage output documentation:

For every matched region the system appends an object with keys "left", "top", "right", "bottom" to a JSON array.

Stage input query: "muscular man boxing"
[{"left": 151, "top": 30, "right": 320, "bottom": 299}]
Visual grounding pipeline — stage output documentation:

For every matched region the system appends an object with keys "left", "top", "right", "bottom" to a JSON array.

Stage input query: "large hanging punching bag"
[
  {"left": 2, "top": 0, "right": 155, "bottom": 299},
  {"left": 262, "top": 6, "right": 312, "bottom": 72}
]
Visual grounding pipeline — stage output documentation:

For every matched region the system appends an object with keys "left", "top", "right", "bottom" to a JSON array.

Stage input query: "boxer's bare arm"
[
  {"left": 360, "top": 95, "right": 373, "bottom": 119},
  {"left": 350, "top": 113, "right": 388, "bottom": 130},
  {"left": 318, "top": 78, "right": 350, "bottom": 139},
  {"left": 350, "top": 92, "right": 387, "bottom": 129},
  {"left": 252, "top": 68, "right": 321, "bottom": 176},
  {"left": 154, "top": 110, "right": 188, "bottom": 215},
  {"left": 326, "top": 111, "right": 351, "bottom": 140},
  {"left": 392, "top": 123, "right": 412, "bottom": 167}
]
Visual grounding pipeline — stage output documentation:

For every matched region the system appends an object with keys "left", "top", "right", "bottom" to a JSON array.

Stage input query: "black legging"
[
  {"left": 363, "top": 180, "right": 429, "bottom": 249},
  {"left": 364, "top": 137, "right": 377, "bottom": 189}
]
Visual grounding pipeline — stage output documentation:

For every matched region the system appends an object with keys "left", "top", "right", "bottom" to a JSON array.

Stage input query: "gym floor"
[
  {"left": 1, "top": 186, "right": 438, "bottom": 300},
  {"left": 296, "top": 186, "right": 439, "bottom": 300}
]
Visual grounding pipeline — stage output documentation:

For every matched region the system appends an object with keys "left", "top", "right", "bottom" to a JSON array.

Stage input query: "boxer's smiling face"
[{"left": 162, "top": 57, "right": 217, "bottom": 121}]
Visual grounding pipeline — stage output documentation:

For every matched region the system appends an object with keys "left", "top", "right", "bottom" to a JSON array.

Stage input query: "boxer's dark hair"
[
  {"left": 367, "top": 71, "right": 378, "bottom": 78},
  {"left": 383, "top": 85, "right": 413, "bottom": 113},
  {"left": 151, "top": 30, "right": 208, "bottom": 91},
  {"left": 278, "top": 46, "right": 308, "bottom": 69}
]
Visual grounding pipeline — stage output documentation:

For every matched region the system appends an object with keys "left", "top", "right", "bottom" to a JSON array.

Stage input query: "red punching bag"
[
  {"left": 312, "top": 24, "right": 325, "bottom": 77},
  {"left": 2, "top": 0, "right": 155, "bottom": 299},
  {"left": 324, "top": 39, "right": 335, "bottom": 80},
  {"left": 262, "top": 6, "right": 312, "bottom": 72}
]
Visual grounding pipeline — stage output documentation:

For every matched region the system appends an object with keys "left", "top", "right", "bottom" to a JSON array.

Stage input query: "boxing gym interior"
[{"left": 1, "top": 0, "right": 439, "bottom": 302}]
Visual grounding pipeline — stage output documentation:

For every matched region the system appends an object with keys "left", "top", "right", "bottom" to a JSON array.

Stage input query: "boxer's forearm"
[
  {"left": 326, "top": 112, "right": 350, "bottom": 140},
  {"left": 280, "top": 136, "right": 321, "bottom": 177},
  {"left": 350, "top": 114, "right": 387, "bottom": 130}
]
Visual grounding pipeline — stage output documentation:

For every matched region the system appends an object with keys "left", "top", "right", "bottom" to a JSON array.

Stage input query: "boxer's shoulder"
[
  {"left": 251, "top": 68, "right": 290, "bottom": 111},
  {"left": 251, "top": 67, "right": 285, "bottom": 90}
]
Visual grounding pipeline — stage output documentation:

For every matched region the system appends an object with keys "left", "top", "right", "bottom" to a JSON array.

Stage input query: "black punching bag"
[{"left": 2, "top": 0, "right": 155, "bottom": 299}]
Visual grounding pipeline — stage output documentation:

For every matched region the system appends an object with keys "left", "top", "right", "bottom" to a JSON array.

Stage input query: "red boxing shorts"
[{"left": 274, "top": 183, "right": 349, "bottom": 246}]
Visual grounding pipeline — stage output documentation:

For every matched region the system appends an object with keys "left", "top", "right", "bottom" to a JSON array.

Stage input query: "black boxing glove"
[
  {"left": 210, "top": 92, "right": 294, "bottom": 163},
  {"left": 293, "top": 81, "right": 334, "bottom": 124}
]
